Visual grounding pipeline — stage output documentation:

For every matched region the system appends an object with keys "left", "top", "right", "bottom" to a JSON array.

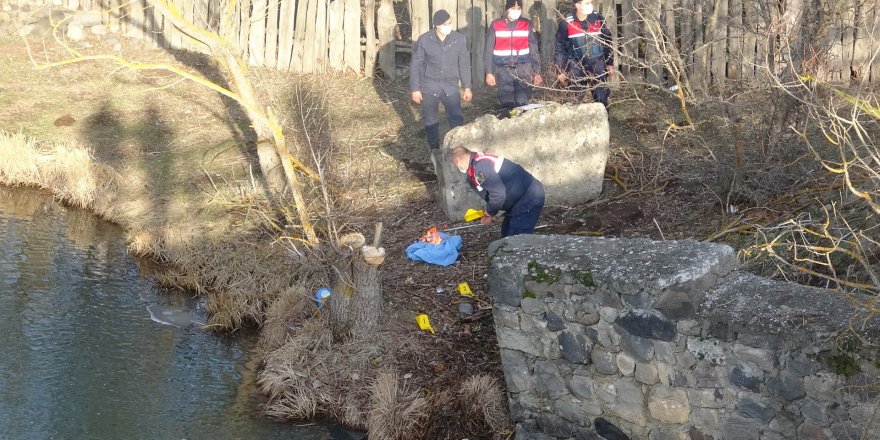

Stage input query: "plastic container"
[{"left": 315, "top": 287, "right": 332, "bottom": 308}]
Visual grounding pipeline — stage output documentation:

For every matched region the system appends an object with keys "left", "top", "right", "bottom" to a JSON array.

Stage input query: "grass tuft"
[
  {"left": 459, "top": 374, "right": 510, "bottom": 435},
  {"left": 367, "top": 372, "right": 430, "bottom": 440}
]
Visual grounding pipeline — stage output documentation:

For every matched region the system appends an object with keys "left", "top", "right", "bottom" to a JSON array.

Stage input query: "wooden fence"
[{"left": 33, "top": 0, "right": 880, "bottom": 87}]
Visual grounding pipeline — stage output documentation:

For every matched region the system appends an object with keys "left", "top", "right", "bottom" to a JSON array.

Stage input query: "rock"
[
  {"left": 735, "top": 396, "right": 777, "bottom": 422},
  {"left": 66, "top": 21, "right": 85, "bottom": 41},
  {"left": 544, "top": 310, "right": 565, "bottom": 331},
  {"left": 457, "top": 301, "right": 473, "bottom": 317},
  {"left": 90, "top": 24, "right": 108, "bottom": 35},
  {"left": 647, "top": 386, "right": 690, "bottom": 423},
  {"left": 615, "top": 353, "right": 635, "bottom": 376},
  {"left": 53, "top": 114, "right": 76, "bottom": 127},
  {"left": 17, "top": 23, "right": 35, "bottom": 36},
  {"left": 616, "top": 309, "right": 676, "bottom": 341},
  {"left": 634, "top": 363, "right": 658, "bottom": 384},
  {"left": 729, "top": 362, "right": 763, "bottom": 392},
  {"left": 591, "top": 349, "right": 617, "bottom": 375},
  {"left": 438, "top": 103, "right": 609, "bottom": 220},
  {"left": 71, "top": 10, "right": 102, "bottom": 27},
  {"left": 594, "top": 417, "right": 631, "bottom": 440},
  {"left": 558, "top": 330, "right": 591, "bottom": 364},
  {"left": 687, "top": 388, "right": 727, "bottom": 409}
]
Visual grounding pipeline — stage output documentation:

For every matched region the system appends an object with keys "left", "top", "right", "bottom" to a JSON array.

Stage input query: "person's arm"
[
  {"left": 475, "top": 161, "right": 507, "bottom": 216},
  {"left": 484, "top": 24, "right": 496, "bottom": 77},
  {"left": 528, "top": 22, "right": 541, "bottom": 73},
  {"left": 409, "top": 35, "right": 425, "bottom": 93}
]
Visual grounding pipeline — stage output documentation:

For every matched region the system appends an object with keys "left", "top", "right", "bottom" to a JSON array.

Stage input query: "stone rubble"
[{"left": 488, "top": 234, "right": 880, "bottom": 440}]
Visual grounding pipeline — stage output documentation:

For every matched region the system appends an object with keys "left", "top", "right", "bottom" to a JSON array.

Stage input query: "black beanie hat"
[
  {"left": 505, "top": 0, "right": 520, "bottom": 10},
  {"left": 432, "top": 9, "right": 451, "bottom": 26}
]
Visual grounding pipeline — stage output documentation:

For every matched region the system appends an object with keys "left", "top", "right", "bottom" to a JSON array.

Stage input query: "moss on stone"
[
  {"left": 527, "top": 261, "right": 562, "bottom": 284},
  {"left": 829, "top": 354, "right": 860, "bottom": 377},
  {"left": 523, "top": 290, "right": 536, "bottom": 299},
  {"left": 575, "top": 269, "right": 594, "bottom": 287}
]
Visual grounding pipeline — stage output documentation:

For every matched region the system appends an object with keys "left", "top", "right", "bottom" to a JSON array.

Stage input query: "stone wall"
[
  {"left": 436, "top": 103, "right": 609, "bottom": 221},
  {"left": 486, "top": 235, "right": 880, "bottom": 440}
]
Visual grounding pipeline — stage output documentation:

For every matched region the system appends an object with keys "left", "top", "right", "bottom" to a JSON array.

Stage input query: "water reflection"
[{"left": 0, "top": 187, "right": 345, "bottom": 440}]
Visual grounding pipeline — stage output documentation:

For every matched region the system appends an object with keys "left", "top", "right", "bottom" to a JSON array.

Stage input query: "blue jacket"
[
  {"left": 465, "top": 152, "right": 537, "bottom": 216},
  {"left": 410, "top": 29, "right": 472, "bottom": 95}
]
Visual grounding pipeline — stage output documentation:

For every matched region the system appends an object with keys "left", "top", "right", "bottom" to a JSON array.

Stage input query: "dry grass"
[
  {"left": 459, "top": 374, "right": 511, "bottom": 436},
  {"left": 258, "top": 317, "right": 387, "bottom": 429},
  {"left": 0, "top": 130, "right": 112, "bottom": 210},
  {"left": 367, "top": 372, "right": 431, "bottom": 440}
]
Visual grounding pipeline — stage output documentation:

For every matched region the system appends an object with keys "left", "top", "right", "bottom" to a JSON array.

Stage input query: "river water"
[{"left": 0, "top": 187, "right": 354, "bottom": 440}]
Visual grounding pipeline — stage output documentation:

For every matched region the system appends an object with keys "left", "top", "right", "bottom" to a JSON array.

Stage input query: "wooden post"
[
  {"left": 644, "top": 0, "right": 661, "bottom": 84},
  {"left": 377, "top": 0, "right": 396, "bottom": 78},
  {"left": 238, "top": 0, "right": 251, "bottom": 60},
  {"left": 728, "top": 0, "right": 743, "bottom": 80},
  {"left": 249, "top": 0, "right": 267, "bottom": 66},
  {"left": 364, "top": 0, "right": 378, "bottom": 76},
  {"left": 711, "top": 0, "right": 728, "bottom": 86},
  {"left": 328, "top": 0, "right": 345, "bottom": 71},
  {"left": 742, "top": 0, "right": 757, "bottom": 80},
  {"left": 469, "top": 0, "right": 487, "bottom": 87},
  {"left": 691, "top": 0, "right": 706, "bottom": 89},
  {"left": 343, "top": 0, "right": 361, "bottom": 73},
  {"left": 840, "top": 0, "right": 855, "bottom": 86},
  {"left": 680, "top": 0, "right": 695, "bottom": 85},
  {"left": 410, "top": 0, "right": 430, "bottom": 41},
  {"left": 264, "top": 0, "right": 280, "bottom": 68},
  {"left": 128, "top": 0, "right": 146, "bottom": 40},
  {"left": 621, "top": 0, "right": 639, "bottom": 79},
  {"left": 870, "top": 2, "right": 880, "bottom": 83},
  {"left": 600, "top": 0, "right": 619, "bottom": 84},
  {"left": 301, "top": 0, "right": 319, "bottom": 73},
  {"left": 182, "top": 0, "right": 195, "bottom": 50},
  {"left": 291, "top": 0, "right": 309, "bottom": 71},
  {"left": 167, "top": 0, "right": 183, "bottom": 49},
  {"left": 315, "top": 0, "right": 329, "bottom": 71},
  {"left": 277, "top": 0, "right": 297, "bottom": 70}
]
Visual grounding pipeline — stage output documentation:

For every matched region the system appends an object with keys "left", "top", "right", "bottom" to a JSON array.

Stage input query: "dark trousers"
[
  {"left": 501, "top": 179, "right": 545, "bottom": 237},
  {"left": 569, "top": 59, "right": 610, "bottom": 106},
  {"left": 421, "top": 90, "right": 464, "bottom": 149},
  {"left": 495, "top": 64, "right": 534, "bottom": 111}
]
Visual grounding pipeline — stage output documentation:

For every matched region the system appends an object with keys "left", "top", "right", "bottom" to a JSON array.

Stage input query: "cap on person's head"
[
  {"left": 505, "top": 0, "right": 521, "bottom": 10},
  {"left": 432, "top": 9, "right": 451, "bottom": 26}
]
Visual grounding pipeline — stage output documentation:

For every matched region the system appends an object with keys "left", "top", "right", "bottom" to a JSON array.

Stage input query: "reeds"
[
  {"left": 258, "top": 316, "right": 388, "bottom": 430},
  {"left": 0, "top": 131, "right": 102, "bottom": 209}
]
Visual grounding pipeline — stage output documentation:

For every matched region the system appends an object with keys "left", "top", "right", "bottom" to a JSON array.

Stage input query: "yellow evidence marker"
[
  {"left": 463, "top": 208, "right": 485, "bottom": 222},
  {"left": 457, "top": 282, "right": 474, "bottom": 297},
  {"left": 416, "top": 314, "right": 435, "bottom": 334}
]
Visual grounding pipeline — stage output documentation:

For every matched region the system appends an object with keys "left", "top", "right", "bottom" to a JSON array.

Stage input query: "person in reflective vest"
[
  {"left": 450, "top": 146, "right": 544, "bottom": 237},
  {"left": 410, "top": 9, "right": 473, "bottom": 170},
  {"left": 554, "top": 0, "right": 614, "bottom": 107},
  {"left": 483, "top": 0, "right": 543, "bottom": 114}
]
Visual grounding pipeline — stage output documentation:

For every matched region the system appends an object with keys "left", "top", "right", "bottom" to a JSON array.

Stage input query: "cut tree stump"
[{"left": 330, "top": 224, "right": 384, "bottom": 339}]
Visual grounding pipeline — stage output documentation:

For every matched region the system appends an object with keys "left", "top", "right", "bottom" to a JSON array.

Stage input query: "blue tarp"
[{"left": 405, "top": 232, "right": 462, "bottom": 267}]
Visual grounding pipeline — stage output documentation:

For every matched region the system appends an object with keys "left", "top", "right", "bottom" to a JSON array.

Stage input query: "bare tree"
[{"left": 26, "top": 0, "right": 319, "bottom": 245}]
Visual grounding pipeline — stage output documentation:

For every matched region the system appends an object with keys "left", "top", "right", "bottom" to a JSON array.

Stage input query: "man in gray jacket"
[{"left": 409, "top": 9, "right": 473, "bottom": 169}]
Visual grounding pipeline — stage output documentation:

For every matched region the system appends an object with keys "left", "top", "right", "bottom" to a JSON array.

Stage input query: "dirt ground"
[{"left": 1, "top": 30, "right": 865, "bottom": 439}]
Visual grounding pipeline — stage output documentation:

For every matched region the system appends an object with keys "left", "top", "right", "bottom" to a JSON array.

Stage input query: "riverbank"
[
  {"left": 4, "top": 14, "right": 873, "bottom": 437},
  {"left": 1, "top": 30, "right": 512, "bottom": 438}
]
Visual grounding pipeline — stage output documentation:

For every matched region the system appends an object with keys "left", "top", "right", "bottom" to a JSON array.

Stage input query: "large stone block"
[{"left": 437, "top": 103, "right": 609, "bottom": 220}]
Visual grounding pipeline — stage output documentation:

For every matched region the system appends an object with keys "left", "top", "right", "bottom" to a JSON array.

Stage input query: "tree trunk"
[{"left": 330, "top": 225, "right": 384, "bottom": 340}]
